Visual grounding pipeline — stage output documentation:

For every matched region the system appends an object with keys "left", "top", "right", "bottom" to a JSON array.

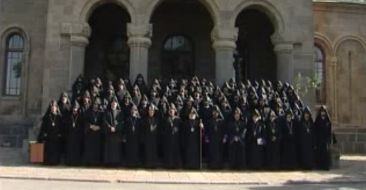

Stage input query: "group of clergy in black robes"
[{"left": 37, "top": 74, "right": 333, "bottom": 170}]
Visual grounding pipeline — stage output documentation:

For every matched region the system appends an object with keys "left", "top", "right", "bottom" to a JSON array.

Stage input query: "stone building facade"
[
  {"left": 314, "top": 1, "right": 366, "bottom": 154},
  {"left": 0, "top": 0, "right": 364, "bottom": 154}
]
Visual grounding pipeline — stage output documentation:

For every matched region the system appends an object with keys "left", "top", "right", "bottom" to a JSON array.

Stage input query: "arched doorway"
[
  {"left": 149, "top": 0, "right": 214, "bottom": 81},
  {"left": 235, "top": 9, "right": 277, "bottom": 82},
  {"left": 162, "top": 35, "right": 194, "bottom": 79},
  {"left": 84, "top": 3, "right": 131, "bottom": 81}
]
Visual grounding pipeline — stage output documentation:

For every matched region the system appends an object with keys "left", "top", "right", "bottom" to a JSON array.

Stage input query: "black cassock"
[
  {"left": 64, "top": 112, "right": 84, "bottom": 166},
  {"left": 281, "top": 120, "right": 298, "bottom": 170},
  {"left": 162, "top": 117, "right": 182, "bottom": 169},
  {"left": 206, "top": 118, "right": 225, "bottom": 169},
  {"left": 83, "top": 109, "right": 103, "bottom": 166},
  {"left": 103, "top": 109, "right": 123, "bottom": 165},
  {"left": 227, "top": 119, "right": 247, "bottom": 169},
  {"left": 182, "top": 119, "right": 201, "bottom": 169},
  {"left": 199, "top": 105, "right": 212, "bottom": 162},
  {"left": 314, "top": 117, "right": 331, "bottom": 170},
  {"left": 37, "top": 113, "right": 63, "bottom": 165},
  {"left": 298, "top": 119, "right": 315, "bottom": 170},
  {"left": 141, "top": 116, "right": 160, "bottom": 168},
  {"left": 265, "top": 119, "right": 281, "bottom": 170},
  {"left": 248, "top": 119, "right": 266, "bottom": 170},
  {"left": 58, "top": 103, "right": 70, "bottom": 159},
  {"left": 123, "top": 116, "right": 141, "bottom": 167}
]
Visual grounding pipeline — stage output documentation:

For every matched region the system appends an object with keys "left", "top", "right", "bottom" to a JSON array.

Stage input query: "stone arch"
[
  {"left": 1, "top": 26, "right": 30, "bottom": 51},
  {"left": 230, "top": 0, "right": 285, "bottom": 36},
  {"left": 84, "top": 3, "right": 132, "bottom": 80},
  {"left": 334, "top": 35, "right": 366, "bottom": 54},
  {"left": 234, "top": 7, "right": 277, "bottom": 81},
  {"left": 79, "top": 0, "right": 135, "bottom": 23},
  {"left": 144, "top": 0, "right": 220, "bottom": 25},
  {"left": 334, "top": 35, "right": 366, "bottom": 125},
  {"left": 314, "top": 32, "right": 334, "bottom": 57},
  {"left": 314, "top": 33, "right": 333, "bottom": 107}
]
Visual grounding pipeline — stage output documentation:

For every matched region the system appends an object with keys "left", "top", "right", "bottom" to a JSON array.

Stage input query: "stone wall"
[
  {"left": 314, "top": 2, "right": 366, "bottom": 154},
  {"left": 335, "top": 128, "right": 366, "bottom": 154},
  {"left": 0, "top": 0, "right": 48, "bottom": 118}
]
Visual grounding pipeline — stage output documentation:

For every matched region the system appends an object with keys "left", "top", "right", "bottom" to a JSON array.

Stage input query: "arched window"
[
  {"left": 3, "top": 33, "right": 24, "bottom": 96},
  {"left": 164, "top": 35, "right": 192, "bottom": 51},
  {"left": 162, "top": 35, "right": 194, "bottom": 78},
  {"left": 314, "top": 45, "right": 326, "bottom": 104}
]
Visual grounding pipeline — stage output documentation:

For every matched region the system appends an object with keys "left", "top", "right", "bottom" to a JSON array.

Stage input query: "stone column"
[
  {"left": 330, "top": 56, "right": 338, "bottom": 124},
  {"left": 127, "top": 23, "right": 152, "bottom": 83},
  {"left": 61, "top": 22, "right": 91, "bottom": 88},
  {"left": 212, "top": 26, "right": 238, "bottom": 85},
  {"left": 69, "top": 35, "right": 89, "bottom": 87},
  {"left": 273, "top": 41, "right": 294, "bottom": 83}
]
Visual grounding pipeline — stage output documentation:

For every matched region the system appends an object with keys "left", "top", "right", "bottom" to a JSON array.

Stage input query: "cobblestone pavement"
[{"left": 0, "top": 148, "right": 365, "bottom": 186}]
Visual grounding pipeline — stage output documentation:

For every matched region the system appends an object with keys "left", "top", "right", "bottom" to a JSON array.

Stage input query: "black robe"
[
  {"left": 281, "top": 120, "right": 298, "bottom": 170},
  {"left": 182, "top": 119, "right": 201, "bottom": 169},
  {"left": 265, "top": 119, "right": 281, "bottom": 170},
  {"left": 298, "top": 119, "right": 315, "bottom": 170},
  {"left": 58, "top": 102, "right": 71, "bottom": 159},
  {"left": 103, "top": 109, "right": 123, "bottom": 165},
  {"left": 123, "top": 116, "right": 141, "bottom": 167},
  {"left": 227, "top": 119, "right": 247, "bottom": 169},
  {"left": 198, "top": 105, "right": 212, "bottom": 162},
  {"left": 64, "top": 112, "right": 84, "bottom": 166},
  {"left": 162, "top": 117, "right": 182, "bottom": 169},
  {"left": 37, "top": 113, "right": 63, "bottom": 165},
  {"left": 248, "top": 119, "right": 266, "bottom": 170},
  {"left": 141, "top": 116, "right": 160, "bottom": 168},
  {"left": 314, "top": 117, "right": 332, "bottom": 170},
  {"left": 206, "top": 118, "right": 225, "bottom": 169},
  {"left": 83, "top": 109, "right": 103, "bottom": 166}
]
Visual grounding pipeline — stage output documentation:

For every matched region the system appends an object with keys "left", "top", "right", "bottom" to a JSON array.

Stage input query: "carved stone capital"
[
  {"left": 330, "top": 56, "right": 338, "bottom": 66},
  {"left": 127, "top": 36, "right": 152, "bottom": 48},
  {"left": 274, "top": 43, "right": 294, "bottom": 53},
  {"left": 70, "top": 35, "right": 89, "bottom": 47},
  {"left": 61, "top": 22, "right": 91, "bottom": 38},
  {"left": 211, "top": 25, "right": 238, "bottom": 42},
  {"left": 212, "top": 39, "right": 236, "bottom": 50},
  {"left": 127, "top": 23, "right": 153, "bottom": 38}
]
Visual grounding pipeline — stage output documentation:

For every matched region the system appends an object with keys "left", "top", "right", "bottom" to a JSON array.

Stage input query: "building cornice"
[{"left": 314, "top": 1, "right": 366, "bottom": 15}]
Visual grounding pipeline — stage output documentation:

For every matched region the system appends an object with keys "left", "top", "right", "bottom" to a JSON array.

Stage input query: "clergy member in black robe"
[
  {"left": 162, "top": 103, "right": 182, "bottom": 169},
  {"left": 182, "top": 108, "right": 202, "bottom": 169},
  {"left": 58, "top": 92, "right": 71, "bottom": 159},
  {"left": 103, "top": 97, "right": 124, "bottom": 166},
  {"left": 298, "top": 107, "right": 315, "bottom": 170},
  {"left": 64, "top": 101, "right": 84, "bottom": 166},
  {"left": 141, "top": 104, "right": 160, "bottom": 168},
  {"left": 37, "top": 101, "right": 63, "bottom": 165},
  {"left": 123, "top": 105, "right": 141, "bottom": 168},
  {"left": 265, "top": 110, "right": 281, "bottom": 170},
  {"left": 227, "top": 108, "right": 247, "bottom": 170},
  {"left": 248, "top": 109, "right": 266, "bottom": 170},
  {"left": 83, "top": 98, "right": 103, "bottom": 166},
  {"left": 280, "top": 110, "right": 298, "bottom": 170},
  {"left": 72, "top": 75, "right": 85, "bottom": 102},
  {"left": 314, "top": 106, "right": 332, "bottom": 170},
  {"left": 205, "top": 105, "right": 225, "bottom": 169}
]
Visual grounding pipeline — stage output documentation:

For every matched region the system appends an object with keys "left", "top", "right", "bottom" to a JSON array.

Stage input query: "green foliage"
[
  {"left": 12, "top": 61, "right": 22, "bottom": 78},
  {"left": 293, "top": 72, "right": 320, "bottom": 97}
]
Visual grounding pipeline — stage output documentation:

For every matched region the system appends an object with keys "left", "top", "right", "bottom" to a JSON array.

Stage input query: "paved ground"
[
  {"left": 0, "top": 148, "right": 366, "bottom": 186},
  {"left": 0, "top": 179, "right": 366, "bottom": 190}
]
